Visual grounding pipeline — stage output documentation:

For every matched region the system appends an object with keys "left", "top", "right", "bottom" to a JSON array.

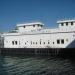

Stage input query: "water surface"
[{"left": 0, "top": 55, "right": 75, "bottom": 75}]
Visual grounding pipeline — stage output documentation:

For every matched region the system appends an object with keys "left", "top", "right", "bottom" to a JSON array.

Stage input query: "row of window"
[
  {"left": 61, "top": 22, "right": 73, "bottom": 26},
  {"left": 57, "top": 39, "right": 64, "bottom": 44},
  {"left": 12, "top": 39, "right": 65, "bottom": 45},
  {"left": 23, "top": 24, "right": 43, "bottom": 28},
  {"left": 25, "top": 41, "right": 50, "bottom": 45},
  {"left": 12, "top": 41, "right": 53, "bottom": 45},
  {"left": 12, "top": 41, "right": 18, "bottom": 45}
]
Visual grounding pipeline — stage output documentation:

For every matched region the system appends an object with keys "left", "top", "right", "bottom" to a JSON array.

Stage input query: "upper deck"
[
  {"left": 16, "top": 22, "right": 44, "bottom": 33},
  {"left": 2, "top": 19, "right": 75, "bottom": 36}
]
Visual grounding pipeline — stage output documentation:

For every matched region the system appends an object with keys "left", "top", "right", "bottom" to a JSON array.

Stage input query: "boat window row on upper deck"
[
  {"left": 23, "top": 24, "right": 43, "bottom": 28},
  {"left": 61, "top": 22, "right": 74, "bottom": 26}
]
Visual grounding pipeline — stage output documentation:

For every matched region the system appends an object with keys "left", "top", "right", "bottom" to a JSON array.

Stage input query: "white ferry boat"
[{"left": 0, "top": 19, "right": 75, "bottom": 55}]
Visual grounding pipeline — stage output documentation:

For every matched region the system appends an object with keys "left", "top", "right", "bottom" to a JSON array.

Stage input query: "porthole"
[{"left": 66, "top": 39, "right": 68, "bottom": 42}]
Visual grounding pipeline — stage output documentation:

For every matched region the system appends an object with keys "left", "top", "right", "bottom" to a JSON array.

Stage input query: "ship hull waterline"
[{"left": 0, "top": 48, "right": 75, "bottom": 57}]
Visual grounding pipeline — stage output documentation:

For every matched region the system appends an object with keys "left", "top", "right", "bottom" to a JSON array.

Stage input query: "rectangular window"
[
  {"left": 40, "top": 42, "right": 41, "bottom": 45},
  {"left": 66, "top": 22, "right": 68, "bottom": 26},
  {"left": 71, "top": 22, "right": 73, "bottom": 25},
  {"left": 44, "top": 42, "right": 45, "bottom": 44},
  {"left": 23, "top": 26, "right": 26, "bottom": 28},
  {"left": 25, "top": 42, "right": 26, "bottom": 45},
  {"left": 48, "top": 42, "right": 50, "bottom": 44},
  {"left": 19, "top": 41, "right": 20, "bottom": 45},
  {"left": 61, "top": 23, "right": 63, "bottom": 26},
  {"left": 61, "top": 39, "right": 64, "bottom": 44},
  {"left": 38, "top": 24, "right": 40, "bottom": 27},
  {"left": 41, "top": 25, "right": 43, "bottom": 27},
  {"left": 36, "top": 42, "right": 37, "bottom": 44},
  {"left": 31, "top": 41, "right": 32, "bottom": 45},
  {"left": 33, "top": 42, "right": 35, "bottom": 44},
  {"left": 33, "top": 25, "right": 35, "bottom": 27},
  {"left": 57, "top": 40, "right": 60, "bottom": 44},
  {"left": 12, "top": 41, "right": 14, "bottom": 45},
  {"left": 15, "top": 41, "right": 17, "bottom": 45},
  {"left": 53, "top": 42, "right": 54, "bottom": 44}
]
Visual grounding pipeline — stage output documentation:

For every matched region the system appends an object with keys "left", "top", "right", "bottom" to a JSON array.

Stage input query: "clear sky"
[{"left": 0, "top": 0, "right": 75, "bottom": 32}]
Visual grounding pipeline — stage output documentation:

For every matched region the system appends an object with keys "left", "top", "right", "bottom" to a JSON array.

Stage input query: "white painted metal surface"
[{"left": 0, "top": 20, "right": 75, "bottom": 48}]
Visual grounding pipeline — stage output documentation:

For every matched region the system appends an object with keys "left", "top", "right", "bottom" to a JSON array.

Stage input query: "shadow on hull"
[
  {"left": 66, "top": 40, "right": 75, "bottom": 48},
  {"left": 0, "top": 48, "right": 75, "bottom": 58}
]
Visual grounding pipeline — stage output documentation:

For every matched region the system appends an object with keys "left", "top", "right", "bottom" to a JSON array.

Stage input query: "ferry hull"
[{"left": 0, "top": 48, "right": 75, "bottom": 57}]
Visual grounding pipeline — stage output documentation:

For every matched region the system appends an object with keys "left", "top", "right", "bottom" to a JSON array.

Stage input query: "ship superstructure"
[{"left": 0, "top": 20, "right": 75, "bottom": 48}]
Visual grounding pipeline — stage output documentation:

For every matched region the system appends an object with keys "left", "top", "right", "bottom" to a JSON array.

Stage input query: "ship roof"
[
  {"left": 57, "top": 19, "right": 75, "bottom": 23},
  {"left": 17, "top": 22, "right": 44, "bottom": 27}
]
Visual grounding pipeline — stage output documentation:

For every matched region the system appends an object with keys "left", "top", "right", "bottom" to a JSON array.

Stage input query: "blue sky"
[{"left": 0, "top": 0, "right": 75, "bottom": 32}]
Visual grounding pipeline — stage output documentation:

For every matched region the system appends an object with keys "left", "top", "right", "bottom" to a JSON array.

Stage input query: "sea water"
[{"left": 0, "top": 55, "right": 75, "bottom": 75}]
